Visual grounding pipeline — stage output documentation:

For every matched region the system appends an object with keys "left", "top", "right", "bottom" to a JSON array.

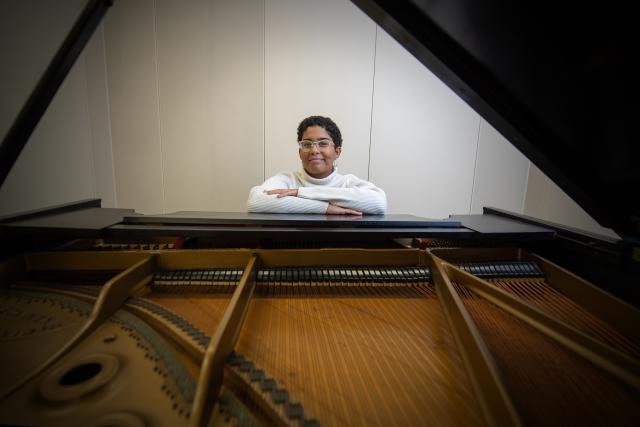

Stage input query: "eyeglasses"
[{"left": 298, "top": 139, "right": 334, "bottom": 151}]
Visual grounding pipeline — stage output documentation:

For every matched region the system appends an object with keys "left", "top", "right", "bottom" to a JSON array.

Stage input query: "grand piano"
[{"left": 1, "top": 1, "right": 638, "bottom": 426}]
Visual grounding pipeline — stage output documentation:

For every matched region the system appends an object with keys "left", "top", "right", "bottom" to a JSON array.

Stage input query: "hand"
[
  {"left": 264, "top": 189, "right": 298, "bottom": 198},
  {"left": 326, "top": 203, "right": 363, "bottom": 216}
]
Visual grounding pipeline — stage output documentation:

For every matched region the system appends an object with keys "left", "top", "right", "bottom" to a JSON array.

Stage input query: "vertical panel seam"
[
  {"left": 101, "top": 24, "right": 118, "bottom": 207},
  {"left": 82, "top": 52, "right": 98, "bottom": 200},
  {"left": 468, "top": 118, "right": 482, "bottom": 214},
  {"left": 367, "top": 25, "right": 378, "bottom": 182},
  {"left": 152, "top": 0, "right": 167, "bottom": 213},
  {"left": 521, "top": 161, "right": 532, "bottom": 214}
]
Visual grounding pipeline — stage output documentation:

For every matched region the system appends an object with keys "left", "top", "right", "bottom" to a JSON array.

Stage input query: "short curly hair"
[{"left": 297, "top": 116, "right": 342, "bottom": 148}]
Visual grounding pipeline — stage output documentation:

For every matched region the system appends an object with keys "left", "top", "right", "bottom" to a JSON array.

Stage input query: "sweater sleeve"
[
  {"left": 247, "top": 174, "right": 329, "bottom": 214},
  {"left": 297, "top": 175, "right": 387, "bottom": 215}
]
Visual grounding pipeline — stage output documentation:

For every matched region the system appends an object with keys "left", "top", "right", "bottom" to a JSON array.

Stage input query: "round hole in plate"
[
  {"left": 59, "top": 362, "right": 102, "bottom": 386},
  {"left": 39, "top": 354, "right": 119, "bottom": 402}
]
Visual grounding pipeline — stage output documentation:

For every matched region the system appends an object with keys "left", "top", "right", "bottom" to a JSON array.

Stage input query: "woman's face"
[{"left": 299, "top": 126, "right": 341, "bottom": 179}]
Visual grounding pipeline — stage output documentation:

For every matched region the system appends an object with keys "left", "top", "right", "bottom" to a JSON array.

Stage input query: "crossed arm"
[
  {"left": 247, "top": 175, "right": 387, "bottom": 215},
  {"left": 263, "top": 189, "right": 363, "bottom": 215}
]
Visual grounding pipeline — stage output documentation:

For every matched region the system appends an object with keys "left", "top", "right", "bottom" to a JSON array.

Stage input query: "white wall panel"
[
  {"left": 207, "top": 0, "right": 264, "bottom": 211},
  {"left": 104, "top": 0, "right": 164, "bottom": 214},
  {"left": 524, "top": 165, "right": 619, "bottom": 238},
  {"left": 2, "top": 0, "right": 546, "bottom": 220},
  {"left": 470, "top": 120, "right": 530, "bottom": 214},
  {"left": 264, "top": 0, "right": 376, "bottom": 181},
  {"left": 154, "top": 0, "right": 214, "bottom": 213},
  {"left": 84, "top": 24, "right": 116, "bottom": 208},
  {"left": 369, "top": 29, "right": 479, "bottom": 218},
  {"left": 155, "top": 0, "right": 264, "bottom": 213}
]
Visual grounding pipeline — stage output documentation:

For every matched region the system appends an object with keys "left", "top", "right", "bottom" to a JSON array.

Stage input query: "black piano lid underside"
[{"left": 351, "top": 0, "right": 639, "bottom": 239}]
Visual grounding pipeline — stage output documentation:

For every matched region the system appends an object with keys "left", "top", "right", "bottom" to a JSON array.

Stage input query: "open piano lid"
[{"left": 352, "top": 0, "right": 638, "bottom": 239}]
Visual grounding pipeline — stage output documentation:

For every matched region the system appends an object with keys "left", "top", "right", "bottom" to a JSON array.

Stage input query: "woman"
[{"left": 247, "top": 116, "right": 387, "bottom": 215}]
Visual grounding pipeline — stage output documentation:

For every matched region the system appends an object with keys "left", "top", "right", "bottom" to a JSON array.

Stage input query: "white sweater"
[{"left": 247, "top": 169, "right": 387, "bottom": 215}]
